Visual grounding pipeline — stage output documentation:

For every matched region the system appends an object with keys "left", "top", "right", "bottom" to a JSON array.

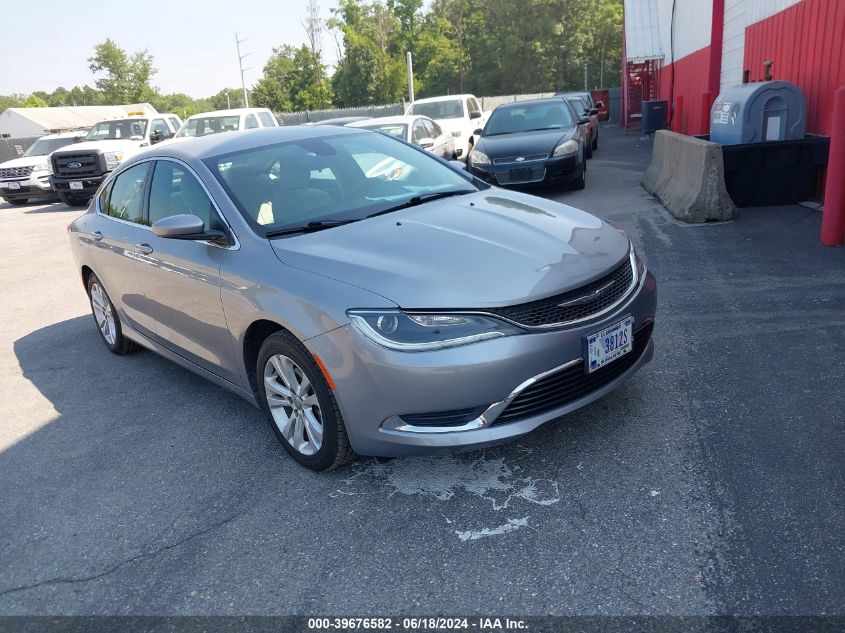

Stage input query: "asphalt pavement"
[{"left": 0, "top": 126, "right": 842, "bottom": 617}]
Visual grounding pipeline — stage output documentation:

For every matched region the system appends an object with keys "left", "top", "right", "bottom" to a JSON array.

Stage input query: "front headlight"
[
  {"left": 104, "top": 151, "right": 124, "bottom": 170},
  {"left": 468, "top": 149, "right": 490, "bottom": 166},
  {"left": 347, "top": 310, "right": 522, "bottom": 351},
  {"left": 32, "top": 162, "right": 51, "bottom": 173},
  {"left": 552, "top": 140, "right": 579, "bottom": 157}
]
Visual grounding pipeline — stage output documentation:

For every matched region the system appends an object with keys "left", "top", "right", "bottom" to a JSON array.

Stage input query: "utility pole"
[
  {"left": 235, "top": 33, "right": 252, "bottom": 108},
  {"left": 406, "top": 51, "right": 414, "bottom": 103},
  {"left": 226, "top": 89, "right": 231, "bottom": 109}
]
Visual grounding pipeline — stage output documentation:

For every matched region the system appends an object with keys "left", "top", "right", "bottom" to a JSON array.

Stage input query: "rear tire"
[
  {"left": 86, "top": 273, "right": 138, "bottom": 355},
  {"left": 58, "top": 192, "right": 90, "bottom": 207},
  {"left": 570, "top": 155, "right": 587, "bottom": 190},
  {"left": 4, "top": 198, "right": 28, "bottom": 206},
  {"left": 592, "top": 131, "right": 598, "bottom": 151},
  {"left": 257, "top": 330, "right": 355, "bottom": 471},
  {"left": 585, "top": 138, "right": 593, "bottom": 159}
]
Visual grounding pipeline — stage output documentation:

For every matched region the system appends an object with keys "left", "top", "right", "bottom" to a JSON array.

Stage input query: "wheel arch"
[{"left": 242, "top": 319, "right": 291, "bottom": 397}]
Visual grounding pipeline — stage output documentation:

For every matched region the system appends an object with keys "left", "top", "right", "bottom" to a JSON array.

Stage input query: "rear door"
[
  {"left": 88, "top": 161, "right": 157, "bottom": 337},
  {"left": 140, "top": 159, "right": 237, "bottom": 381}
]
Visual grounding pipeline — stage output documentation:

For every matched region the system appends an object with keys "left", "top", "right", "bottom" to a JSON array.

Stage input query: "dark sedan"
[{"left": 466, "top": 98, "right": 587, "bottom": 189}]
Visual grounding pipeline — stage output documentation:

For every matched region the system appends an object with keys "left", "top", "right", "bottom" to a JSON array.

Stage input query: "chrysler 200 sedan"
[{"left": 68, "top": 125, "right": 657, "bottom": 471}]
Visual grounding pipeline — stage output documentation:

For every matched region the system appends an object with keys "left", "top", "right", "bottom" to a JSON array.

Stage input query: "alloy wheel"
[
  {"left": 90, "top": 282, "right": 116, "bottom": 345},
  {"left": 263, "top": 354, "right": 324, "bottom": 456}
]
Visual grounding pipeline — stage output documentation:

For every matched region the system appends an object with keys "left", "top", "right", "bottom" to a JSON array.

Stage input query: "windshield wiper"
[
  {"left": 265, "top": 219, "right": 358, "bottom": 238},
  {"left": 367, "top": 189, "right": 476, "bottom": 219}
]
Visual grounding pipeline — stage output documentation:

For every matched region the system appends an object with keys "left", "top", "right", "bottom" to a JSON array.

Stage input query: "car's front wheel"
[
  {"left": 570, "top": 153, "right": 587, "bottom": 190},
  {"left": 58, "top": 192, "right": 90, "bottom": 207},
  {"left": 3, "top": 197, "right": 29, "bottom": 206},
  {"left": 87, "top": 273, "right": 138, "bottom": 355},
  {"left": 257, "top": 331, "right": 355, "bottom": 471}
]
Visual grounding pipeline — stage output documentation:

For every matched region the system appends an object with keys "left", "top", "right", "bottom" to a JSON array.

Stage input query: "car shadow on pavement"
[{"left": 23, "top": 204, "right": 82, "bottom": 214}]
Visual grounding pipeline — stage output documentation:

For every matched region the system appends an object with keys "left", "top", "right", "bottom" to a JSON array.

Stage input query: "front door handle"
[
  {"left": 91, "top": 231, "right": 103, "bottom": 241},
  {"left": 135, "top": 243, "right": 153, "bottom": 255}
]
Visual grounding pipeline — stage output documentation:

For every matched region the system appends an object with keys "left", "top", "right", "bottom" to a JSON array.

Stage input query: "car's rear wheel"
[
  {"left": 592, "top": 130, "right": 599, "bottom": 151},
  {"left": 58, "top": 192, "right": 90, "bottom": 207},
  {"left": 87, "top": 274, "right": 138, "bottom": 355},
  {"left": 585, "top": 136, "right": 593, "bottom": 159},
  {"left": 4, "top": 198, "right": 29, "bottom": 206},
  {"left": 257, "top": 331, "right": 354, "bottom": 471},
  {"left": 570, "top": 153, "right": 587, "bottom": 190}
]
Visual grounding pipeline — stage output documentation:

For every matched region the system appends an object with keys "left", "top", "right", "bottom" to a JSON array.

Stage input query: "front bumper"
[
  {"left": 50, "top": 174, "right": 106, "bottom": 196},
  {"left": 0, "top": 174, "right": 56, "bottom": 199},
  {"left": 306, "top": 270, "right": 657, "bottom": 457},
  {"left": 469, "top": 153, "right": 583, "bottom": 187}
]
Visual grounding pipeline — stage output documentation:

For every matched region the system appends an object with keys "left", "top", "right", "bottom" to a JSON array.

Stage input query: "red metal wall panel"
[
  {"left": 744, "top": 0, "right": 845, "bottom": 135},
  {"left": 656, "top": 46, "right": 714, "bottom": 136}
]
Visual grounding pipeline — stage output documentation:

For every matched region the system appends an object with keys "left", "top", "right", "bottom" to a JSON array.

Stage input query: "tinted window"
[
  {"left": 104, "top": 162, "right": 150, "bottom": 224},
  {"left": 245, "top": 114, "right": 259, "bottom": 129},
  {"left": 483, "top": 102, "right": 575, "bottom": 136},
  {"left": 257, "top": 112, "right": 276, "bottom": 127},
  {"left": 148, "top": 161, "right": 224, "bottom": 232}
]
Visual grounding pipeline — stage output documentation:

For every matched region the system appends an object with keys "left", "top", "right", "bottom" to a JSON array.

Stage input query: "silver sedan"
[
  {"left": 68, "top": 126, "right": 657, "bottom": 470},
  {"left": 348, "top": 115, "right": 456, "bottom": 159}
]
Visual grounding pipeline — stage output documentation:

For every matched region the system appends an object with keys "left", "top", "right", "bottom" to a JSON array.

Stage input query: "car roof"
[
  {"left": 313, "top": 116, "right": 372, "bottom": 126},
  {"left": 185, "top": 108, "right": 270, "bottom": 120},
  {"left": 492, "top": 97, "right": 568, "bottom": 111},
  {"left": 347, "top": 115, "right": 421, "bottom": 127},
  {"left": 410, "top": 94, "right": 476, "bottom": 104},
  {"left": 138, "top": 124, "right": 371, "bottom": 162}
]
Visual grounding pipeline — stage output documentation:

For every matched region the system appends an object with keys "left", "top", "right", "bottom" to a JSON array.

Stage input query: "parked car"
[
  {"left": 311, "top": 116, "right": 372, "bottom": 126},
  {"left": 562, "top": 95, "right": 599, "bottom": 156},
  {"left": 68, "top": 125, "right": 656, "bottom": 470},
  {"left": 175, "top": 108, "right": 279, "bottom": 139},
  {"left": 348, "top": 115, "right": 456, "bottom": 159},
  {"left": 49, "top": 111, "right": 180, "bottom": 207},
  {"left": 0, "top": 131, "right": 86, "bottom": 205},
  {"left": 467, "top": 98, "right": 588, "bottom": 189},
  {"left": 405, "top": 94, "right": 486, "bottom": 159},
  {"left": 555, "top": 90, "right": 603, "bottom": 112}
]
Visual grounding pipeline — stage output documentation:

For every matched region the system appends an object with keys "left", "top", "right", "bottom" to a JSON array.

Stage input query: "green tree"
[
  {"left": 22, "top": 95, "right": 49, "bottom": 108},
  {"left": 252, "top": 44, "right": 332, "bottom": 112},
  {"left": 88, "top": 39, "right": 157, "bottom": 104}
]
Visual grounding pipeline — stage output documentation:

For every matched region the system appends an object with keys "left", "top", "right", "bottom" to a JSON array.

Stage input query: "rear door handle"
[
  {"left": 91, "top": 231, "right": 103, "bottom": 241},
  {"left": 135, "top": 243, "right": 153, "bottom": 255}
]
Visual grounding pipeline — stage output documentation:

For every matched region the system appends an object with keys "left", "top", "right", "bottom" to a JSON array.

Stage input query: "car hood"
[
  {"left": 270, "top": 190, "right": 630, "bottom": 309},
  {"left": 52, "top": 139, "right": 144, "bottom": 155},
  {"left": 476, "top": 128, "right": 577, "bottom": 158},
  {"left": 0, "top": 155, "right": 46, "bottom": 169}
]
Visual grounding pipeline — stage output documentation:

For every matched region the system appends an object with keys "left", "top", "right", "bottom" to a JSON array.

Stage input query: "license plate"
[
  {"left": 586, "top": 316, "right": 634, "bottom": 373},
  {"left": 509, "top": 168, "right": 531, "bottom": 181},
  {"left": 69, "top": 181, "right": 83, "bottom": 190},
  {"left": 7, "top": 182, "right": 20, "bottom": 190}
]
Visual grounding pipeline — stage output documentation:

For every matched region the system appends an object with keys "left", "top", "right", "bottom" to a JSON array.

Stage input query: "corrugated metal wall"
[{"left": 743, "top": 0, "right": 845, "bottom": 134}]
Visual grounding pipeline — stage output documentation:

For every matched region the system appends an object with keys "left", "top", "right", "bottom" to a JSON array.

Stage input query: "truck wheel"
[
  {"left": 4, "top": 198, "right": 29, "bottom": 206},
  {"left": 58, "top": 192, "right": 90, "bottom": 207}
]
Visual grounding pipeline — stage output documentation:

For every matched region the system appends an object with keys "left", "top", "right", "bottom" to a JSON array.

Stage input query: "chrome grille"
[
  {"left": 496, "top": 167, "right": 546, "bottom": 185},
  {"left": 487, "top": 256, "right": 636, "bottom": 327},
  {"left": 492, "top": 153, "right": 548, "bottom": 165},
  {"left": 0, "top": 166, "right": 33, "bottom": 178},
  {"left": 52, "top": 152, "right": 101, "bottom": 177}
]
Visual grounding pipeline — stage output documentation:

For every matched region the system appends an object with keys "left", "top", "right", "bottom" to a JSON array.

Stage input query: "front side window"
[
  {"left": 412, "top": 120, "right": 428, "bottom": 143},
  {"left": 207, "top": 131, "right": 478, "bottom": 235},
  {"left": 85, "top": 119, "right": 148, "bottom": 141},
  {"left": 422, "top": 119, "right": 439, "bottom": 139},
  {"left": 151, "top": 119, "right": 171, "bottom": 139},
  {"left": 103, "top": 162, "right": 150, "bottom": 224},
  {"left": 148, "top": 161, "right": 224, "bottom": 233},
  {"left": 257, "top": 112, "right": 276, "bottom": 127},
  {"left": 245, "top": 114, "right": 259, "bottom": 129},
  {"left": 409, "top": 100, "right": 464, "bottom": 120}
]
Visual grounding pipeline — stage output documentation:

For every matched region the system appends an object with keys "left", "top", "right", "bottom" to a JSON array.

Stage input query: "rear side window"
[
  {"left": 257, "top": 112, "right": 276, "bottom": 127},
  {"left": 103, "top": 162, "right": 150, "bottom": 224},
  {"left": 245, "top": 114, "right": 259, "bottom": 129},
  {"left": 148, "top": 161, "right": 224, "bottom": 233}
]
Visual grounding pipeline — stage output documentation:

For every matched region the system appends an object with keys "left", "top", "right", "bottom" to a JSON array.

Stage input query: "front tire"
[
  {"left": 570, "top": 154, "right": 587, "bottom": 190},
  {"left": 58, "top": 192, "right": 90, "bottom": 207},
  {"left": 87, "top": 274, "right": 137, "bottom": 355},
  {"left": 257, "top": 330, "right": 355, "bottom": 471},
  {"left": 4, "top": 198, "right": 29, "bottom": 206}
]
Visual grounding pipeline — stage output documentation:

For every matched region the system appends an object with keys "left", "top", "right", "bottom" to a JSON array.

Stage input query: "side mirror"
[
  {"left": 418, "top": 138, "right": 435, "bottom": 149},
  {"left": 469, "top": 111, "right": 481, "bottom": 120},
  {"left": 449, "top": 160, "right": 468, "bottom": 171},
  {"left": 590, "top": 108, "right": 599, "bottom": 116},
  {"left": 473, "top": 127, "right": 483, "bottom": 136},
  {"left": 152, "top": 214, "right": 226, "bottom": 241},
  {"left": 579, "top": 117, "right": 590, "bottom": 125}
]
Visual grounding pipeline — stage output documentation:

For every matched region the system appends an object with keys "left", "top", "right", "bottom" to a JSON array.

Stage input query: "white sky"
[{"left": 1, "top": 0, "right": 341, "bottom": 98}]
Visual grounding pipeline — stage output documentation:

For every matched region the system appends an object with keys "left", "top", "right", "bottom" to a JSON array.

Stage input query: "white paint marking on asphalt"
[{"left": 455, "top": 517, "right": 529, "bottom": 542}]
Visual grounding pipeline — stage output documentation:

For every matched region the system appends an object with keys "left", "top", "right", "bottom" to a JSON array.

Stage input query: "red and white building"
[{"left": 622, "top": 0, "right": 845, "bottom": 137}]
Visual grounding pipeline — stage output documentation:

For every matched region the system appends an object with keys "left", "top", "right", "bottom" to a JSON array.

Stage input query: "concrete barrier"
[{"left": 642, "top": 130, "right": 737, "bottom": 222}]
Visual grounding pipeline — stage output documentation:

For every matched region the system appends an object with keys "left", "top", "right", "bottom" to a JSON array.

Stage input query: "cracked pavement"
[{"left": 0, "top": 127, "right": 843, "bottom": 615}]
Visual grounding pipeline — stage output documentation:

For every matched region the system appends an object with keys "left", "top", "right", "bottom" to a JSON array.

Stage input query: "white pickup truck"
[
  {"left": 406, "top": 94, "right": 487, "bottom": 160},
  {"left": 49, "top": 110, "right": 179, "bottom": 206}
]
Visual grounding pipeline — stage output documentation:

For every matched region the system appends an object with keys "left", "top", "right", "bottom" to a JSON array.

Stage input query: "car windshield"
[
  {"left": 178, "top": 116, "right": 241, "bottom": 138},
  {"left": 409, "top": 100, "right": 464, "bottom": 120},
  {"left": 23, "top": 137, "right": 76, "bottom": 156},
  {"left": 359, "top": 123, "right": 407, "bottom": 139},
  {"left": 206, "top": 130, "right": 479, "bottom": 236},
  {"left": 483, "top": 102, "right": 575, "bottom": 136},
  {"left": 85, "top": 119, "right": 148, "bottom": 141}
]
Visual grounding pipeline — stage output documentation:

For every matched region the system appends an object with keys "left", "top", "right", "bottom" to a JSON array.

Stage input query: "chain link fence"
[{"left": 0, "top": 137, "right": 37, "bottom": 163}]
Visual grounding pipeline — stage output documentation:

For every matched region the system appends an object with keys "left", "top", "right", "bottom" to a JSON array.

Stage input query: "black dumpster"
[{"left": 697, "top": 134, "right": 829, "bottom": 207}]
